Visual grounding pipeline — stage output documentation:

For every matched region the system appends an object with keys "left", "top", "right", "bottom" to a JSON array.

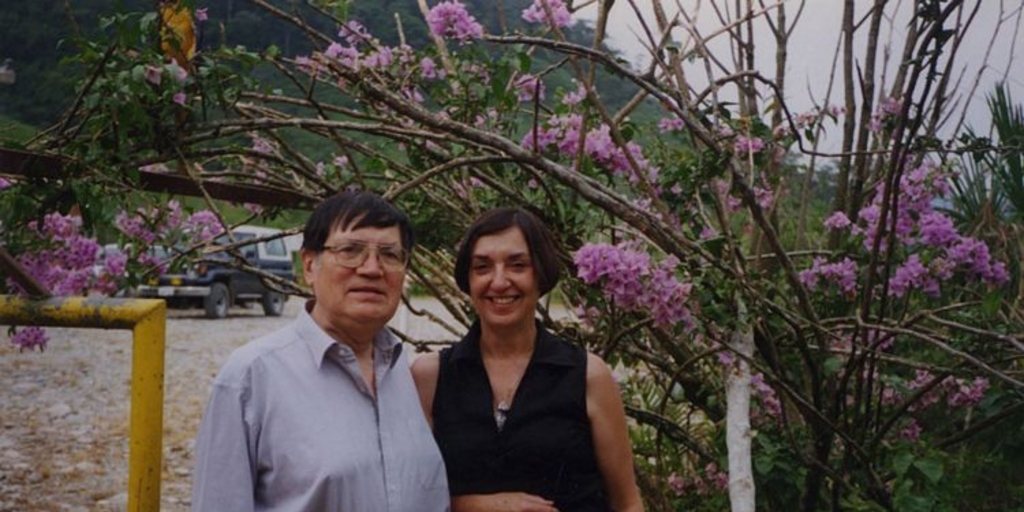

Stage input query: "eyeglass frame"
[{"left": 319, "top": 240, "right": 410, "bottom": 272}]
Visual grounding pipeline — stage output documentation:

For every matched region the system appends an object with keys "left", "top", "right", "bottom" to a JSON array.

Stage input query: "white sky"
[{"left": 573, "top": 1, "right": 1024, "bottom": 139}]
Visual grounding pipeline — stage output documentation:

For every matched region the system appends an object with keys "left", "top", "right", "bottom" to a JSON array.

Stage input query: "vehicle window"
[
  {"left": 218, "top": 232, "right": 255, "bottom": 245},
  {"left": 264, "top": 238, "right": 287, "bottom": 257},
  {"left": 151, "top": 245, "right": 170, "bottom": 261}
]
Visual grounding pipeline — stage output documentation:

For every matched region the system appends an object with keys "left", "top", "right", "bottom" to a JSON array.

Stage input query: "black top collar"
[{"left": 450, "top": 320, "right": 578, "bottom": 367}]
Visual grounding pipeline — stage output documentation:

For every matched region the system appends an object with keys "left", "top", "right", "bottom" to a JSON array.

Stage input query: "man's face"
[{"left": 302, "top": 224, "right": 406, "bottom": 331}]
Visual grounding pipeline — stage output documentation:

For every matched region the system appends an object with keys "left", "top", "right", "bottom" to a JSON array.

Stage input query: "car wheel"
[
  {"left": 262, "top": 291, "right": 285, "bottom": 317},
  {"left": 204, "top": 283, "right": 230, "bottom": 319}
]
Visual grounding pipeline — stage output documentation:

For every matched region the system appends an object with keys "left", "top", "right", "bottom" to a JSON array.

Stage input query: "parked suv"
[{"left": 136, "top": 225, "right": 296, "bottom": 319}]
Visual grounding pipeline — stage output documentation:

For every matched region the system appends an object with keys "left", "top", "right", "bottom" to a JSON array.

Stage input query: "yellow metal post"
[
  {"left": 129, "top": 302, "right": 167, "bottom": 512},
  {"left": 0, "top": 295, "right": 167, "bottom": 512}
]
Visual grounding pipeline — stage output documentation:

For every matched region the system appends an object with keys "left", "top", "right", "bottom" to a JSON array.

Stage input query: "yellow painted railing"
[{"left": 0, "top": 295, "right": 167, "bottom": 512}]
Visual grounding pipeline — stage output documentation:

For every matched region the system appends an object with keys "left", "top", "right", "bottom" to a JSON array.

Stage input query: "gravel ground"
[{"left": 0, "top": 296, "right": 460, "bottom": 512}]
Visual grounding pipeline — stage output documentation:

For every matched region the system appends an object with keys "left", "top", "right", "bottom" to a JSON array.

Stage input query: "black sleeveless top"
[{"left": 432, "top": 321, "right": 610, "bottom": 511}]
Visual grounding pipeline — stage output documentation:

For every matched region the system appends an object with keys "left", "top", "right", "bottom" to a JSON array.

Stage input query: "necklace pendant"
[{"left": 495, "top": 400, "right": 511, "bottom": 431}]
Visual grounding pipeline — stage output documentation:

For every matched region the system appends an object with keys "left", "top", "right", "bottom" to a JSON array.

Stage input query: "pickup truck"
[{"left": 136, "top": 225, "right": 296, "bottom": 318}]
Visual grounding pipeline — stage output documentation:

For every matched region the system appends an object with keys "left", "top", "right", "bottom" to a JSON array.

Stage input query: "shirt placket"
[
  {"left": 374, "top": 347, "right": 400, "bottom": 511},
  {"left": 331, "top": 344, "right": 393, "bottom": 511}
]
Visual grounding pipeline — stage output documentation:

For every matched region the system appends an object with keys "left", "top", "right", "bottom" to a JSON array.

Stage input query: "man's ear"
[{"left": 301, "top": 249, "right": 319, "bottom": 287}]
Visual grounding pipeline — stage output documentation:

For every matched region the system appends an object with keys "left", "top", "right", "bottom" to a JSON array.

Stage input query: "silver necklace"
[{"left": 493, "top": 364, "right": 528, "bottom": 432}]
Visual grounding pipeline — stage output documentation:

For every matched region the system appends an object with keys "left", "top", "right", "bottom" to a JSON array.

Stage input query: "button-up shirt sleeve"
[{"left": 191, "top": 376, "right": 257, "bottom": 512}]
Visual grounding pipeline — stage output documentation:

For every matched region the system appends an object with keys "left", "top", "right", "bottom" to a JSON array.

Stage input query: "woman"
[
  {"left": 412, "top": 207, "right": 644, "bottom": 512},
  {"left": 191, "top": 191, "right": 449, "bottom": 512}
]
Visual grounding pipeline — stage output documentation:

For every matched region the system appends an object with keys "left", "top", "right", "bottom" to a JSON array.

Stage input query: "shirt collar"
[
  {"left": 450, "top": 319, "right": 577, "bottom": 367},
  {"left": 296, "top": 299, "right": 403, "bottom": 370}
]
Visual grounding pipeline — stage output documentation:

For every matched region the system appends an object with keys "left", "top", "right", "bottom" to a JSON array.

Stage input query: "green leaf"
[
  {"left": 517, "top": 53, "right": 532, "bottom": 73},
  {"left": 701, "top": 236, "right": 726, "bottom": 258},
  {"left": 913, "top": 457, "right": 944, "bottom": 484},
  {"left": 804, "top": 127, "right": 816, "bottom": 143},
  {"left": 140, "top": 12, "right": 158, "bottom": 32},
  {"left": 893, "top": 451, "right": 914, "bottom": 477},
  {"left": 130, "top": 65, "right": 146, "bottom": 83},
  {"left": 823, "top": 356, "right": 845, "bottom": 375},
  {"left": 893, "top": 492, "right": 933, "bottom": 512},
  {"left": 619, "top": 123, "right": 635, "bottom": 140},
  {"left": 99, "top": 15, "right": 116, "bottom": 31},
  {"left": 754, "top": 452, "right": 775, "bottom": 473},
  {"left": 982, "top": 291, "right": 1002, "bottom": 317}
]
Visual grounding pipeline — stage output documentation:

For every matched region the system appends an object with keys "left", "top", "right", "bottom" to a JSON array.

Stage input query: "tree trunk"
[{"left": 726, "top": 299, "right": 755, "bottom": 512}]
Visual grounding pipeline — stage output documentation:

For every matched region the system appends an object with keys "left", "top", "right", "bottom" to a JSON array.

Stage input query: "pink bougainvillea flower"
[
  {"left": 812, "top": 162, "right": 1009, "bottom": 299},
  {"left": 574, "top": 243, "right": 693, "bottom": 329},
  {"left": 733, "top": 135, "right": 765, "bottom": 156},
  {"left": 250, "top": 133, "right": 276, "bottom": 155},
  {"left": 561, "top": 82, "right": 587, "bottom": 106},
  {"left": 513, "top": 73, "right": 545, "bottom": 103},
  {"left": 426, "top": 1, "right": 484, "bottom": 43},
  {"left": 658, "top": 115, "right": 684, "bottom": 132},
  {"left": 11, "top": 326, "right": 48, "bottom": 352},
  {"left": 167, "top": 63, "right": 189, "bottom": 84},
  {"left": 364, "top": 47, "right": 394, "bottom": 68},
  {"left": 823, "top": 211, "right": 851, "bottom": 230},
  {"left": 144, "top": 64, "right": 163, "bottom": 86},
  {"left": 947, "top": 377, "right": 989, "bottom": 408},
  {"left": 338, "top": 20, "right": 371, "bottom": 46},
  {"left": 184, "top": 211, "right": 224, "bottom": 242},
  {"left": 899, "top": 419, "right": 921, "bottom": 442},
  {"left": 521, "top": 0, "right": 573, "bottom": 28},
  {"left": 420, "top": 56, "right": 444, "bottom": 79},
  {"left": 324, "top": 42, "right": 345, "bottom": 60}
]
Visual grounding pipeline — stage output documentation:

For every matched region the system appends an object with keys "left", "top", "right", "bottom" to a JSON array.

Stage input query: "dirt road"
[{"left": 0, "top": 297, "right": 460, "bottom": 511}]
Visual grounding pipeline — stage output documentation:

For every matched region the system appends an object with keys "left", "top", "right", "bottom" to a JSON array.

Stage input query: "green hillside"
[{"left": 0, "top": 1, "right": 645, "bottom": 130}]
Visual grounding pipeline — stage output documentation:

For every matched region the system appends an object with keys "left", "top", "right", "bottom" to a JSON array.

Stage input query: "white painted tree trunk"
[{"left": 726, "top": 306, "right": 756, "bottom": 512}]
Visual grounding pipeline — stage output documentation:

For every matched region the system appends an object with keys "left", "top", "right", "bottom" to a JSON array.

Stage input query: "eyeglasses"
[{"left": 321, "top": 241, "right": 409, "bottom": 272}]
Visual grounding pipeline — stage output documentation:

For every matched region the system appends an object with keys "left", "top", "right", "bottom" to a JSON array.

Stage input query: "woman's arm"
[
  {"left": 452, "top": 493, "right": 558, "bottom": 512},
  {"left": 410, "top": 352, "right": 440, "bottom": 427},
  {"left": 586, "top": 353, "right": 645, "bottom": 512}
]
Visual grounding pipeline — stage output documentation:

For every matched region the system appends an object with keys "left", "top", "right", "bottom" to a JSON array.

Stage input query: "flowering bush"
[
  {"left": 574, "top": 243, "right": 694, "bottom": 328},
  {"left": 805, "top": 163, "right": 1008, "bottom": 300},
  {"left": 2, "top": 204, "right": 223, "bottom": 351}
]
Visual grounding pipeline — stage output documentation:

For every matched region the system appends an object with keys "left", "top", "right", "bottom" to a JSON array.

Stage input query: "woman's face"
[{"left": 467, "top": 226, "right": 540, "bottom": 330}]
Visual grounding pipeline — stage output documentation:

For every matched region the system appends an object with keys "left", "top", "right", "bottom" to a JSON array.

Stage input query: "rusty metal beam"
[
  {"left": 0, "top": 148, "right": 316, "bottom": 209},
  {"left": 0, "top": 245, "right": 49, "bottom": 298}
]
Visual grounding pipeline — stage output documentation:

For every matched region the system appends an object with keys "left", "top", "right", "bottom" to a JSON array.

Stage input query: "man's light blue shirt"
[{"left": 191, "top": 302, "right": 449, "bottom": 512}]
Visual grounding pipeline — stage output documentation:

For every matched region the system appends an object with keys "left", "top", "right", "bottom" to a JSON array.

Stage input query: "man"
[{"left": 191, "top": 191, "right": 449, "bottom": 512}]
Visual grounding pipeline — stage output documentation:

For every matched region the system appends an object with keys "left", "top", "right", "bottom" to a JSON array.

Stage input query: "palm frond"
[
  {"left": 987, "top": 84, "right": 1024, "bottom": 222},
  {"left": 947, "top": 142, "right": 1005, "bottom": 233}
]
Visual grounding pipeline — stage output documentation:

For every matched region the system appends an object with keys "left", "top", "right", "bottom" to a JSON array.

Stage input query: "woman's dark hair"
[
  {"left": 453, "top": 207, "right": 561, "bottom": 296},
  {"left": 302, "top": 191, "right": 414, "bottom": 253}
]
